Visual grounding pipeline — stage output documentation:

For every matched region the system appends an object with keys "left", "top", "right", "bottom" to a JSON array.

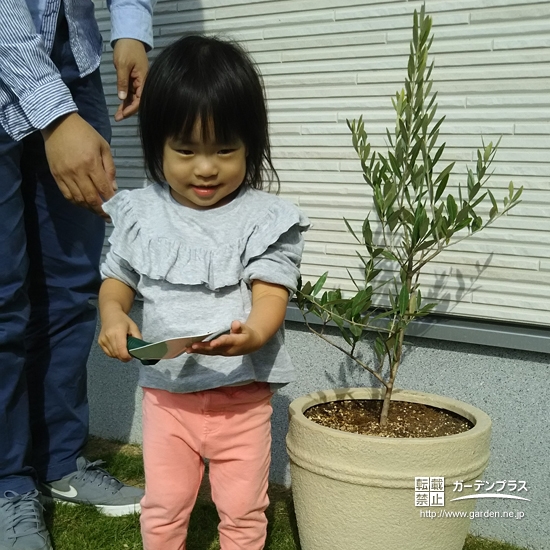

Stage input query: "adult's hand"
[
  {"left": 113, "top": 38, "right": 149, "bottom": 121},
  {"left": 41, "top": 112, "right": 116, "bottom": 219}
]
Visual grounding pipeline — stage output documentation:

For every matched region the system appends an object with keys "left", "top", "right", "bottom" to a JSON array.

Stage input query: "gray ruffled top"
[{"left": 101, "top": 183, "right": 310, "bottom": 393}]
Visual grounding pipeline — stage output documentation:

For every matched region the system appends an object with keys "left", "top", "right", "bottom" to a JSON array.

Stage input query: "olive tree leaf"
[
  {"left": 312, "top": 272, "right": 328, "bottom": 296},
  {"left": 398, "top": 285, "right": 410, "bottom": 316},
  {"left": 344, "top": 217, "right": 360, "bottom": 243}
]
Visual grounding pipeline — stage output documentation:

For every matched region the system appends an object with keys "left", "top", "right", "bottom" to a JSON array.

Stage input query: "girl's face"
[{"left": 163, "top": 120, "right": 247, "bottom": 210}]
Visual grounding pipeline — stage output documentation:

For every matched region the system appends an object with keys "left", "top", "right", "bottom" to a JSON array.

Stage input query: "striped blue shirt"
[{"left": 0, "top": 0, "right": 155, "bottom": 141}]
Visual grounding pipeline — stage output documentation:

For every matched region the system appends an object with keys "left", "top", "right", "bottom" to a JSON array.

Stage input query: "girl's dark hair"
[{"left": 139, "top": 35, "right": 278, "bottom": 190}]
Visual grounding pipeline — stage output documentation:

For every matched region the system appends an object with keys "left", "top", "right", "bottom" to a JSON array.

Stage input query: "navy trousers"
[{"left": 0, "top": 14, "right": 110, "bottom": 493}]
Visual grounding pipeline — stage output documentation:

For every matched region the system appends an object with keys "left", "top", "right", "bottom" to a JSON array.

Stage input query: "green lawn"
[{"left": 45, "top": 437, "right": 527, "bottom": 550}]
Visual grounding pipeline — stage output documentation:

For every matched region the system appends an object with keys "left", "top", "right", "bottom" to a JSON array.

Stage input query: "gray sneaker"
[
  {"left": 0, "top": 490, "right": 52, "bottom": 550},
  {"left": 40, "top": 457, "right": 143, "bottom": 517}
]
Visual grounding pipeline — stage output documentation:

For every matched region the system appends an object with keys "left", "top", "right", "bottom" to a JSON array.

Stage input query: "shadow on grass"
[
  {"left": 264, "top": 485, "right": 301, "bottom": 550},
  {"left": 185, "top": 472, "right": 301, "bottom": 550}
]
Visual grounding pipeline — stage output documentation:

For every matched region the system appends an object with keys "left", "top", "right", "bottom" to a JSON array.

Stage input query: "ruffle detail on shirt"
[
  {"left": 103, "top": 189, "right": 309, "bottom": 291},
  {"left": 242, "top": 200, "right": 310, "bottom": 265}
]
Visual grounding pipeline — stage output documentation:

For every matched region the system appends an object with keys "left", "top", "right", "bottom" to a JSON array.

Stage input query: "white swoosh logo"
[
  {"left": 50, "top": 486, "right": 78, "bottom": 498},
  {"left": 451, "top": 494, "right": 530, "bottom": 502}
]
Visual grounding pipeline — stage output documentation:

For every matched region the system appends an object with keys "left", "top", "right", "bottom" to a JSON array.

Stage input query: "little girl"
[{"left": 98, "top": 35, "right": 309, "bottom": 550}]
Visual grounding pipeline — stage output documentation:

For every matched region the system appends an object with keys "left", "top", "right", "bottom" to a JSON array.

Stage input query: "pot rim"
[{"left": 289, "top": 387, "right": 492, "bottom": 443}]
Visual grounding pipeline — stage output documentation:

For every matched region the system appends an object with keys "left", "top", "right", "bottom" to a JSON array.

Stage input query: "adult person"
[{"left": 0, "top": 1, "right": 155, "bottom": 548}]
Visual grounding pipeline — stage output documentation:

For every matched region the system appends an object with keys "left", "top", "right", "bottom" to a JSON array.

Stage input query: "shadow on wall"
[
  {"left": 87, "top": 300, "right": 142, "bottom": 443},
  {"left": 270, "top": 392, "right": 293, "bottom": 484}
]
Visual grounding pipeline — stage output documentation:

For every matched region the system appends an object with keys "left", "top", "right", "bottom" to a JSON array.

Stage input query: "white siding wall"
[{"left": 95, "top": 0, "right": 550, "bottom": 327}]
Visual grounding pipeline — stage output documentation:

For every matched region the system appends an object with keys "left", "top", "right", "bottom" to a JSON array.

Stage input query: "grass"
[{"left": 45, "top": 436, "right": 527, "bottom": 550}]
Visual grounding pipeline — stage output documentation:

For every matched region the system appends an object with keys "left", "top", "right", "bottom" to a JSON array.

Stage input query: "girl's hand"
[
  {"left": 98, "top": 311, "right": 142, "bottom": 362},
  {"left": 189, "top": 281, "right": 289, "bottom": 357},
  {"left": 187, "top": 320, "right": 263, "bottom": 356}
]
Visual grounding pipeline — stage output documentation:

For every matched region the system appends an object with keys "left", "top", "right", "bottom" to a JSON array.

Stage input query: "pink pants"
[{"left": 140, "top": 382, "right": 273, "bottom": 550}]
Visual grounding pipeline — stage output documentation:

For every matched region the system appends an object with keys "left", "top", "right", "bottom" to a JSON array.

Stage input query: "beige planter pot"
[{"left": 287, "top": 388, "right": 492, "bottom": 550}]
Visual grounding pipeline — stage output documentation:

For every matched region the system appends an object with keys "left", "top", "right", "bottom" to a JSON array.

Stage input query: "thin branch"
[{"left": 304, "top": 319, "right": 389, "bottom": 387}]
